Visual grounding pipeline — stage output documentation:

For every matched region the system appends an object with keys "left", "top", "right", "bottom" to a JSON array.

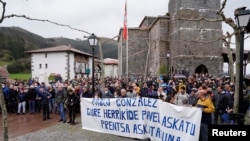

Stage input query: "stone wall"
[
  {"left": 140, "top": 17, "right": 157, "bottom": 28},
  {"left": 169, "top": 0, "right": 223, "bottom": 75},
  {"left": 148, "top": 17, "right": 170, "bottom": 76},
  {"left": 118, "top": 28, "right": 148, "bottom": 76},
  {"left": 117, "top": 0, "right": 224, "bottom": 78}
]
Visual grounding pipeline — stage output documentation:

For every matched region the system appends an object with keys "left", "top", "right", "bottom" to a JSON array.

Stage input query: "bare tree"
[
  {"left": 0, "top": 76, "right": 8, "bottom": 141},
  {"left": 0, "top": 1, "right": 92, "bottom": 140},
  {"left": 222, "top": 32, "right": 235, "bottom": 83},
  {"left": 217, "top": 0, "right": 241, "bottom": 113},
  {"left": 0, "top": 3, "right": 8, "bottom": 139}
]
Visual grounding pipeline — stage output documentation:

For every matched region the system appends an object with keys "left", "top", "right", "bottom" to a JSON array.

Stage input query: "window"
[
  {"left": 45, "top": 53, "right": 47, "bottom": 58},
  {"left": 39, "top": 64, "right": 42, "bottom": 69},
  {"left": 45, "top": 64, "right": 48, "bottom": 69}
]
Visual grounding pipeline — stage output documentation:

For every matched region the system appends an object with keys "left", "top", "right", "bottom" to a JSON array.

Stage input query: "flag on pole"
[{"left": 123, "top": 0, "right": 128, "bottom": 40}]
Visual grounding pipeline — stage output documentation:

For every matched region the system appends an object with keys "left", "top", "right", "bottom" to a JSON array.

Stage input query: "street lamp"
[
  {"left": 88, "top": 33, "right": 98, "bottom": 95},
  {"left": 234, "top": 7, "right": 250, "bottom": 116}
]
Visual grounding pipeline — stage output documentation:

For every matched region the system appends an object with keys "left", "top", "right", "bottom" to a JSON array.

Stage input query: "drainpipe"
[{"left": 67, "top": 52, "right": 70, "bottom": 81}]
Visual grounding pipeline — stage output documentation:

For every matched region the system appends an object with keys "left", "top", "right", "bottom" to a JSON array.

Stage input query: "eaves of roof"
[{"left": 25, "top": 45, "right": 94, "bottom": 57}]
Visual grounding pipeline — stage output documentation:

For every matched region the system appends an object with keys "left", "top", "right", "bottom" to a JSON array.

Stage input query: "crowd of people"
[{"left": 1, "top": 73, "right": 250, "bottom": 141}]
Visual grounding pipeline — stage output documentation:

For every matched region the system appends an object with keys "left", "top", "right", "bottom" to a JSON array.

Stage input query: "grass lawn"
[
  {"left": 9, "top": 73, "right": 31, "bottom": 80},
  {"left": 0, "top": 60, "right": 13, "bottom": 67}
]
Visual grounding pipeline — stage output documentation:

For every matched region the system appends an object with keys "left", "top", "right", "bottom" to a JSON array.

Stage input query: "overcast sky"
[
  {"left": 0, "top": 0, "right": 249, "bottom": 43},
  {"left": 1, "top": 0, "right": 249, "bottom": 72}
]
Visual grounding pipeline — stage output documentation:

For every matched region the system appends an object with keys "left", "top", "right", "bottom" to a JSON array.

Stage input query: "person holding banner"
[
  {"left": 126, "top": 85, "right": 136, "bottom": 98},
  {"left": 94, "top": 91, "right": 102, "bottom": 99},
  {"left": 102, "top": 86, "right": 114, "bottom": 98},
  {"left": 196, "top": 89, "right": 215, "bottom": 141},
  {"left": 80, "top": 86, "right": 92, "bottom": 98},
  {"left": 174, "top": 86, "right": 189, "bottom": 106},
  {"left": 157, "top": 86, "right": 166, "bottom": 101},
  {"left": 118, "top": 88, "right": 128, "bottom": 98}
]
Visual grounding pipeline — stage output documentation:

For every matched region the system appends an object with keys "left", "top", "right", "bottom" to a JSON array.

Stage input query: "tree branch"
[
  {"left": 1, "top": 0, "right": 91, "bottom": 35},
  {"left": 3, "top": 14, "right": 91, "bottom": 35},
  {"left": 0, "top": 0, "right": 6, "bottom": 23},
  {"left": 217, "top": 0, "right": 238, "bottom": 30},
  {"left": 245, "top": 34, "right": 250, "bottom": 40},
  {"left": 217, "top": 0, "right": 227, "bottom": 15}
]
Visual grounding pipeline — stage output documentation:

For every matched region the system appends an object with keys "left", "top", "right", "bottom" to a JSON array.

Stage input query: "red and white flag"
[{"left": 123, "top": 0, "right": 128, "bottom": 41}]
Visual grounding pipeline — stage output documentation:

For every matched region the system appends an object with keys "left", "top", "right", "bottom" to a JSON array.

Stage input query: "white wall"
[
  {"left": 104, "top": 64, "right": 118, "bottom": 78},
  {"left": 223, "top": 62, "right": 249, "bottom": 75},
  {"left": 31, "top": 52, "right": 67, "bottom": 84}
]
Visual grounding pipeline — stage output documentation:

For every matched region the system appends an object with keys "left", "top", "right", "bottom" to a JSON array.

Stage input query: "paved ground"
[
  {"left": 8, "top": 117, "right": 136, "bottom": 141},
  {"left": 0, "top": 111, "right": 137, "bottom": 141},
  {"left": 1, "top": 111, "right": 250, "bottom": 141}
]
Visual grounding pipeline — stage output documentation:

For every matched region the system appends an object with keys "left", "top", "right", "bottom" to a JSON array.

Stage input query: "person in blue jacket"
[{"left": 38, "top": 87, "right": 52, "bottom": 121}]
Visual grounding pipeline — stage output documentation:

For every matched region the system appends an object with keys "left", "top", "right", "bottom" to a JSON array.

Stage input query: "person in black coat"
[
  {"left": 27, "top": 85, "right": 37, "bottom": 114},
  {"left": 80, "top": 86, "right": 92, "bottom": 98},
  {"left": 213, "top": 85, "right": 229, "bottom": 124},
  {"left": 8, "top": 84, "right": 18, "bottom": 114},
  {"left": 140, "top": 82, "right": 150, "bottom": 98},
  {"left": 38, "top": 87, "right": 52, "bottom": 121},
  {"left": 66, "top": 88, "right": 79, "bottom": 125}
]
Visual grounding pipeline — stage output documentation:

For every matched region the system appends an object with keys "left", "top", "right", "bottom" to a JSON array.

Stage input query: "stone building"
[
  {"left": 118, "top": 0, "right": 224, "bottom": 78},
  {"left": 168, "top": 0, "right": 223, "bottom": 75},
  {"left": 118, "top": 16, "right": 170, "bottom": 78}
]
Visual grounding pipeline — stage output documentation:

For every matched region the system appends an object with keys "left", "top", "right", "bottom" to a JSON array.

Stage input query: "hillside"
[{"left": 0, "top": 26, "right": 118, "bottom": 60}]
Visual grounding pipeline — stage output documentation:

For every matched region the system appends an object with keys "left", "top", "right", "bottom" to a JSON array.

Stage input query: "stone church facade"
[{"left": 118, "top": 0, "right": 223, "bottom": 78}]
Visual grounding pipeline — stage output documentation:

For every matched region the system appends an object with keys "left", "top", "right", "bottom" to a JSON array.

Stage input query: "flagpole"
[
  {"left": 126, "top": 28, "right": 128, "bottom": 82},
  {"left": 120, "top": 34, "right": 123, "bottom": 78},
  {"left": 123, "top": 0, "right": 128, "bottom": 82}
]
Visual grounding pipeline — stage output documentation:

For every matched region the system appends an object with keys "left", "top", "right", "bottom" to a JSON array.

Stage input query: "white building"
[
  {"left": 26, "top": 45, "right": 95, "bottom": 84},
  {"left": 103, "top": 58, "right": 118, "bottom": 78}
]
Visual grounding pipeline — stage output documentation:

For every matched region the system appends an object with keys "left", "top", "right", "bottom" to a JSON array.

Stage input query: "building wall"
[
  {"left": 104, "top": 64, "right": 118, "bottom": 78},
  {"left": 31, "top": 52, "right": 67, "bottom": 84},
  {"left": 168, "top": 0, "right": 223, "bottom": 75},
  {"left": 140, "top": 17, "right": 157, "bottom": 28},
  {"left": 118, "top": 29, "right": 149, "bottom": 77},
  {"left": 118, "top": 17, "right": 170, "bottom": 78},
  {"left": 148, "top": 17, "right": 170, "bottom": 77},
  {"left": 117, "top": 0, "right": 223, "bottom": 78}
]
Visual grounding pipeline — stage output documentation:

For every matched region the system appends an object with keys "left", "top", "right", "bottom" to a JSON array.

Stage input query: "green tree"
[{"left": 158, "top": 64, "right": 168, "bottom": 75}]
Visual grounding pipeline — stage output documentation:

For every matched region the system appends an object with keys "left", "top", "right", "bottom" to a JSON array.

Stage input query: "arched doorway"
[{"left": 195, "top": 64, "right": 208, "bottom": 74}]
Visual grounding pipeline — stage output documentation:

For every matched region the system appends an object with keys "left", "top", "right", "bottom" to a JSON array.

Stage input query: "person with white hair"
[{"left": 118, "top": 88, "right": 127, "bottom": 98}]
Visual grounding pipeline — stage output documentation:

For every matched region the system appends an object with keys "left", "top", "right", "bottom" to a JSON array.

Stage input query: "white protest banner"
[{"left": 81, "top": 97, "right": 202, "bottom": 141}]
